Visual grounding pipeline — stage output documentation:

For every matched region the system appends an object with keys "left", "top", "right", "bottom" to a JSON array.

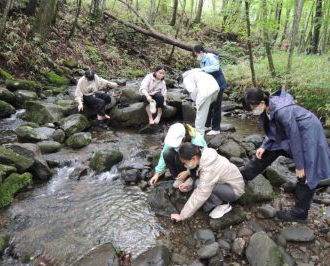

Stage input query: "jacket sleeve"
[
  {"left": 75, "top": 78, "right": 84, "bottom": 105},
  {"left": 96, "top": 75, "right": 117, "bottom": 91},
  {"left": 202, "top": 55, "right": 220, "bottom": 73},
  {"left": 139, "top": 74, "right": 151, "bottom": 96},
  {"left": 261, "top": 136, "right": 274, "bottom": 150},
  {"left": 155, "top": 145, "right": 169, "bottom": 175},
  {"left": 180, "top": 170, "right": 215, "bottom": 220},
  {"left": 277, "top": 109, "right": 305, "bottom": 170}
]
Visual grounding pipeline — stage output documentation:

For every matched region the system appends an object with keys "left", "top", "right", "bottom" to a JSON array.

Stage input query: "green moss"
[
  {"left": 66, "top": 132, "right": 92, "bottom": 149},
  {"left": 89, "top": 150, "right": 123, "bottom": 173},
  {"left": 128, "top": 69, "right": 144, "bottom": 78},
  {"left": 44, "top": 86, "right": 69, "bottom": 95},
  {"left": 5, "top": 79, "right": 41, "bottom": 93},
  {"left": 20, "top": 122, "right": 39, "bottom": 128},
  {"left": 0, "top": 67, "right": 13, "bottom": 80},
  {"left": 63, "top": 60, "right": 78, "bottom": 69},
  {"left": 0, "top": 164, "right": 17, "bottom": 182},
  {"left": 0, "top": 234, "right": 9, "bottom": 253},
  {"left": 0, "top": 172, "right": 32, "bottom": 208},
  {"left": 0, "top": 99, "right": 15, "bottom": 118},
  {"left": 46, "top": 71, "right": 70, "bottom": 86},
  {"left": 0, "top": 146, "right": 34, "bottom": 173}
]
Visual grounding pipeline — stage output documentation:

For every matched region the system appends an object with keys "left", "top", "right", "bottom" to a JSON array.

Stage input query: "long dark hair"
[
  {"left": 244, "top": 87, "right": 270, "bottom": 111},
  {"left": 153, "top": 64, "right": 166, "bottom": 80},
  {"left": 178, "top": 143, "right": 202, "bottom": 161}
]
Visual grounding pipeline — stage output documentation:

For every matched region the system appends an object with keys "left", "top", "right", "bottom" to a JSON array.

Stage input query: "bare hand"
[
  {"left": 149, "top": 173, "right": 159, "bottom": 186},
  {"left": 178, "top": 183, "right": 188, "bottom": 192},
  {"left": 170, "top": 213, "right": 182, "bottom": 222},
  {"left": 78, "top": 103, "right": 84, "bottom": 112},
  {"left": 146, "top": 95, "right": 153, "bottom": 102},
  {"left": 176, "top": 171, "right": 188, "bottom": 181},
  {"left": 296, "top": 168, "right": 305, "bottom": 178},
  {"left": 256, "top": 148, "right": 265, "bottom": 160}
]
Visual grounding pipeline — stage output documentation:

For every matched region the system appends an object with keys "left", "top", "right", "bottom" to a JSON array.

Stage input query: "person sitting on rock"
[
  {"left": 139, "top": 65, "right": 167, "bottom": 125},
  {"left": 170, "top": 143, "right": 245, "bottom": 221},
  {"left": 193, "top": 45, "right": 227, "bottom": 136},
  {"left": 75, "top": 68, "right": 118, "bottom": 121},
  {"left": 149, "top": 123, "right": 206, "bottom": 188},
  {"left": 240, "top": 87, "right": 330, "bottom": 222},
  {"left": 181, "top": 68, "right": 220, "bottom": 136}
]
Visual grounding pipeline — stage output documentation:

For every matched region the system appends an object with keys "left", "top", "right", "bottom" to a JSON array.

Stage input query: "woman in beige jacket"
[{"left": 171, "top": 143, "right": 245, "bottom": 221}]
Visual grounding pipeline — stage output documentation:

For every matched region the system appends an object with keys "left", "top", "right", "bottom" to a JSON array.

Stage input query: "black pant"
[
  {"left": 143, "top": 92, "right": 165, "bottom": 108},
  {"left": 240, "top": 149, "right": 315, "bottom": 217},
  {"left": 163, "top": 148, "right": 185, "bottom": 177},
  {"left": 83, "top": 93, "right": 111, "bottom": 116},
  {"left": 206, "top": 90, "right": 223, "bottom": 131}
]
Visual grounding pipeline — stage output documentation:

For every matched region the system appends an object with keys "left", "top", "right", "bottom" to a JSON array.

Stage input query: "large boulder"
[
  {"left": 0, "top": 146, "right": 34, "bottom": 173},
  {"left": 218, "top": 139, "right": 246, "bottom": 159},
  {"left": 162, "top": 105, "right": 177, "bottom": 119},
  {"left": 0, "top": 164, "right": 17, "bottom": 183},
  {"left": 0, "top": 173, "right": 32, "bottom": 208},
  {"left": 16, "top": 126, "right": 55, "bottom": 143},
  {"left": 52, "top": 129, "right": 66, "bottom": 143},
  {"left": 9, "top": 143, "right": 52, "bottom": 180},
  {"left": 0, "top": 99, "right": 15, "bottom": 118},
  {"left": 182, "top": 100, "right": 196, "bottom": 122},
  {"left": 0, "top": 87, "right": 15, "bottom": 104},
  {"left": 120, "top": 86, "right": 143, "bottom": 103},
  {"left": 59, "top": 114, "right": 90, "bottom": 136},
  {"left": 210, "top": 208, "right": 246, "bottom": 231},
  {"left": 89, "top": 150, "right": 123, "bottom": 173},
  {"left": 5, "top": 79, "right": 41, "bottom": 93},
  {"left": 37, "top": 141, "right": 62, "bottom": 154},
  {"left": 66, "top": 132, "right": 92, "bottom": 149},
  {"left": 25, "top": 101, "right": 69, "bottom": 125},
  {"left": 13, "top": 90, "right": 38, "bottom": 108},
  {"left": 109, "top": 102, "right": 149, "bottom": 127},
  {"left": 167, "top": 90, "right": 185, "bottom": 108},
  {"left": 45, "top": 71, "right": 70, "bottom": 86},
  {"left": 132, "top": 245, "right": 171, "bottom": 266},
  {"left": 246, "top": 231, "right": 285, "bottom": 266}
]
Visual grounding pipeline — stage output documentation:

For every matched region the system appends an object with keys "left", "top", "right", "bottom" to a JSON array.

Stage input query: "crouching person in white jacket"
[
  {"left": 170, "top": 143, "right": 245, "bottom": 221},
  {"left": 182, "top": 69, "right": 219, "bottom": 136}
]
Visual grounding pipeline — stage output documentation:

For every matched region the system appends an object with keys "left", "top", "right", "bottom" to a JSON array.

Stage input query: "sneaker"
[
  {"left": 209, "top": 203, "right": 232, "bottom": 219},
  {"left": 150, "top": 100, "right": 157, "bottom": 114},
  {"left": 277, "top": 210, "right": 307, "bottom": 223},
  {"left": 173, "top": 179, "right": 184, "bottom": 188},
  {"left": 206, "top": 130, "right": 221, "bottom": 136}
]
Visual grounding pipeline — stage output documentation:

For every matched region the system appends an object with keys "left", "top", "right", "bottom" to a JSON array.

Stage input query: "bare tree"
[
  {"left": 312, "top": 0, "right": 322, "bottom": 53},
  {"left": 148, "top": 0, "right": 156, "bottom": 25},
  {"left": 0, "top": 0, "right": 14, "bottom": 38},
  {"left": 194, "top": 0, "right": 204, "bottom": 23},
  {"left": 25, "top": 0, "right": 39, "bottom": 16},
  {"left": 90, "top": 0, "right": 106, "bottom": 24},
  {"left": 68, "top": 0, "right": 82, "bottom": 40},
  {"left": 170, "top": 0, "right": 179, "bottom": 26}
]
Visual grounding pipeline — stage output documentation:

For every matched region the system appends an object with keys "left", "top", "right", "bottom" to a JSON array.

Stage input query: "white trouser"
[{"left": 195, "top": 92, "right": 217, "bottom": 136}]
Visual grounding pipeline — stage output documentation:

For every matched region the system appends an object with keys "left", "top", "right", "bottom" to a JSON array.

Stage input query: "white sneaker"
[
  {"left": 206, "top": 130, "right": 221, "bottom": 136},
  {"left": 209, "top": 203, "right": 232, "bottom": 219},
  {"left": 150, "top": 100, "right": 157, "bottom": 114}
]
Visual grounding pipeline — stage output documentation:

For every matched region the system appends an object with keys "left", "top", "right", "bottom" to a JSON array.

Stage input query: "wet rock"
[
  {"left": 218, "top": 239, "right": 231, "bottom": 250},
  {"left": 221, "top": 123, "right": 236, "bottom": 132},
  {"left": 237, "top": 227, "right": 253, "bottom": 238},
  {"left": 246, "top": 231, "right": 285, "bottom": 266},
  {"left": 222, "top": 229, "right": 237, "bottom": 242},
  {"left": 13, "top": 90, "right": 38, "bottom": 108},
  {"left": 230, "top": 157, "right": 245, "bottom": 167},
  {"left": 69, "top": 166, "right": 89, "bottom": 181},
  {"left": 167, "top": 90, "right": 185, "bottom": 108},
  {"left": 122, "top": 169, "right": 141, "bottom": 184},
  {"left": 241, "top": 142, "right": 256, "bottom": 156},
  {"left": 16, "top": 126, "right": 55, "bottom": 143},
  {"left": 243, "top": 134, "right": 264, "bottom": 147},
  {"left": 90, "top": 149, "right": 123, "bottom": 173},
  {"left": 138, "top": 180, "right": 148, "bottom": 190},
  {"left": 21, "top": 122, "right": 39, "bottom": 128},
  {"left": 218, "top": 139, "right": 246, "bottom": 159},
  {"left": 110, "top": 102, "right": 148, "bottom": 127},
  {"left": 194, "top": 229, "right": 216, "bottom": 245},
  {"left": 208, "top": 254, "right": 224, "bottom": 266},
  {"left": 210, "top": 208, "right": 246, "bottom": 231},
  {"left": 171, "top": 253, "right": 189, "bottom": 265},
  {"left": 197, "top": 242, "right": 219, "bottom": 259},
  {"left": 238, "top": 175, "right": 274, "bottom": 205},
  {"left": 5, "top": 79, "right": 41, "bottom": 92},
  {"left": 46, "top": 86, "right": 69, "bottom": 95},
  {"left": 222, "top": 102, "right": 240, "bottom": 112},
  {"left": 208, "top": 134, "right": 226, "bottom": 149},
  {"left": 132, "top": 245, "right": 170, "bottom": 266},
  {"left": 281, "top": 224, "right": 315, "bottom": 242},
  {"left": 0, "top": 234, "right": 9, "bottom": 253},
  {"left": 66, "top": 132, "right": 92, "bottom": 149},
  {"left": 120, "top": 86, "right": 143, "bottom": 104},
  {"left": 113, "top": 78, "right": 127, "bottom": 86},
  {"left": 0, "top": 146, "right": 34, "bottom": 173},
  {"left": 232, "top": 238, "right": 245, "bottom": 256},
  {"left": 182, "top": 100, "right": 196, "bottom": 122},
  {"left": 162, "top": 105, "right": 177, "bottom": 119},
  {"left": 52, "top": 129, "right": 66, "bottom": 143},
  {"left": 59, "top": 114, "right": 90, "bottom": 136},
  {"left": 189, "top": 260, "right": 205, "bottom": 266},
  {"left": 72, "top": 243, "right": 119, "bottom": 266},
  {"left": 0, "top": 99, "right": 15, "bottom": 118},
  {"left": 0, "top": 173, "right": 32, "bottom": 208},
  {"left": 165, "top": 79, "right": 176, "bottom": 88},
  {"left": 0, "top": 87, "right": 15, "bottom": 104},
  {"left": 257, "top": 205, "right": 277, "bottom": 219},
  {"left": 37, "top": 141, "right": 62, "bottom": 154},
  {"left": 0, "top": 164, "right": 16, "bottom": 182}
]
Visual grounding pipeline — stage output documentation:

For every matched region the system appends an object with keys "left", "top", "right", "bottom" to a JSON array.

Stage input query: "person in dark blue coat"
[{"left": 241, "top": 87, "right": 330, "bottom": 222}]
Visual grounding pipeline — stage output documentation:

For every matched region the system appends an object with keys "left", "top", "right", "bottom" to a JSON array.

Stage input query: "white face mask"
[
  {"left": 184, "top": 160, "right": 196, "bottom": 170},
  {"left": 252, "top": 103, "right": 265, "bottom": 116}
]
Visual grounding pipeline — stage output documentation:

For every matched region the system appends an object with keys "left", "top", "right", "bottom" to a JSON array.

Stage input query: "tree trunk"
[
  {"left": 272, "top": 0, "right": 283, "bottom": 44},
  {"left": 279, "top": 7, "right": 291, "bottom": 48},
  {"left": 33, "top": 0, "right": 58, "bottom": 42},
  {"left": 148, "top": 0, "right": 156, "bottom": 25},
  {"left": 0, "top": 0, "right": 14, "bottom": 38},
  {"left": 244, "top": 0, "right": 257, "bottom": 87},
  {"left": 287, "top": 0, "right": 305, "bottom": 71},
  {"left": 170, "top": 0, "right": 178, "bottom": 26},
  {"left": 320, "top": 0, "right": 330, "bottom": 53},
  {"left": 90, "top": 0, "right": 106, "bottom": 24},
  {"left": 312, "top": 0, "right": 322, "bottom": 53},
  {"left": 25, "top": 0, "right": 39, "bottom": 16},
  {"left": 194, "top": 0, "right": 203, "bottom": 23},
  {"left": 68, "top": 0, "right": 82, "bottom": 40}
]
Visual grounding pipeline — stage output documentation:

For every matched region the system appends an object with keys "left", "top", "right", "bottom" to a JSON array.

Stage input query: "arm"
[
  {"left": 154, "top": 145, "right": 170, "bottom": 175},
  {"left": 139, "top": 74, "right": 151, "bottom": 96},
  {"left": 96, "top": 75, "right": 118, "bottom": 90},
  {"left": 260, "top": 136, "right": 273, "bottom": 150},
  {"left": 202, "top": 55, "right": 220, "bottom": 73},
  {"left": 74, "top": 79, "right": 84, "bottom": 105}
]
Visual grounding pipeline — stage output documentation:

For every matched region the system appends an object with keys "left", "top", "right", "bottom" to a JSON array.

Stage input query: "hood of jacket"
[{"left": 269, "top": 89, "right": 296, "bottom": 120}]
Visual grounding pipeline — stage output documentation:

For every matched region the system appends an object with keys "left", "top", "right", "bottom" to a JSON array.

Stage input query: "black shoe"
[{"left": 277, "top": 210, "right": 307, "bottom": 223}]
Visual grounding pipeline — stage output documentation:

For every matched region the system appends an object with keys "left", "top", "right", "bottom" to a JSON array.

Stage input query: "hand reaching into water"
[{"left": 149, "top": 173, "right": 159, "bottom": 186}]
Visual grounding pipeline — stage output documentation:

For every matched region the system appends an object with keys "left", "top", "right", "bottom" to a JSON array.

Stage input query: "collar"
[{"left": 201, "top": 54, "right": 207, "bottom": 63}]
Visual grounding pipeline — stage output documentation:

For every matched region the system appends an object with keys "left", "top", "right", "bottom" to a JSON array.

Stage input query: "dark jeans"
[
  {"left": 83, "top": 93, "right": 111, "bottom": 116},
  {"left": 240, "top": 149, "right": 315, "bottom": 217},
  {"left": 206, "top": 90, "right": 223, "bottom": 131},
  {"left": 163, "top": 148, "right": 185, "bottom": 177},
  {"left": 143, "top": 92, "right": 164, "bottom": 108}
]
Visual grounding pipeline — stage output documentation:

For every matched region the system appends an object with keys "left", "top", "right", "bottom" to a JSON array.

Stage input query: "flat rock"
[
  {"left": 196, "top": 242, "right": 219, "bottom": 259},
  {"left": 257, "top": 205, "right": 277, "bottom": 219},
  {"left": 210, "top": 208, "right": 246, "bottom": 231},
  {"left": 194, "top": 229, "right": 215, "bottom": 244},
  {"left": 281, "top": 224, "right": 315, "bottom": 242},
  {"left": 232, "top": 238, "right": 245, "bottom": 256}
]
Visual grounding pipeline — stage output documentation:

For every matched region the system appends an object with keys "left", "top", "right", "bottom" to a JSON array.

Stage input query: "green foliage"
[
  {"left": 0, "top": 67, "right": 13, "bottom": 80},
  {"left": 45, "top": 71, "right": 70, "bottom": 86},
  {"left": 87, "top": 46, "right": 101, "bottom": 62}
]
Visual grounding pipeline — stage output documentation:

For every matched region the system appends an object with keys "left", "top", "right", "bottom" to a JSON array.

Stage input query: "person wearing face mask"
[
  {"left": 241, "top": 87, "right": 330, "bottom": 222},
  {"left": 75, "top": 68, "right": 118, "bottom": 121},
  {"left": 149, "top": 123, "right": 207, "bottom": 188},
  {"left": 170, "top": 143, "right": 245, "bottom": 221},
  {"left": 139, "top": 65, "right": 167, "bottom": 125},
  {"left": 193, "top": 45, "right": 227, "bottom": 136}
]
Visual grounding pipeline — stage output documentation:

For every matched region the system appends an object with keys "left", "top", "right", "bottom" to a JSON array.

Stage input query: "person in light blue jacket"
[
  {"left": 193, "top": 45, "right": 227, "bottom": 136},
  {"left": 149, "top": 123, "right": 207, "bottom": 188}
]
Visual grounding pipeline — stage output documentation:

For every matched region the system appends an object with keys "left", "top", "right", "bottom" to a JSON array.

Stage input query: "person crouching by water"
[
  {"left": 170, "top": 143, "right": 245, "bottom": 221},
  {"left": 75, "top": 68, "right": 118, "bottom": 121},
  {"left": 149, "top": 123, "right": 207, "bottom": 188},
  {"left": 139, "top": 65, "right": 167, "bottom": 125},
  {"left": 241, "top": 87, "right": 330, "bottom": 222}
]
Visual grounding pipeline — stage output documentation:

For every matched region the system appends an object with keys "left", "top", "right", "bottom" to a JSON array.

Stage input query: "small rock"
[
  {"left": 182, "top": 100, "right": 196, "bottom": 122},
  {"left": 244, "top": 134, "right": 264, "bottom": 147},
  {"left": 52, "top": 129, "right": 66, "bottom": 143},
  {"left": 171, "top": 253, "right": 189, "bottom": 265},
  {"left": 222, "top": 229, "right": 237, "bottom": 242},
  {"left": 189, "top": 260, "right": 205, "bottom": 266},
  {"left": 274, "top": 234, "right": 286, "bottom": 248},
  {"left": 230, "top": 157, "right": 245, "bottom": 167},
  {"left": 257, "top": 205, "right": 277, "bottom": 219},
  {"left": 132, "top": 246, "right": 170, "bottom": 266},
  {"left": 219, "top": 139, "right": 246, "bottom": 159},
  {"left": 0, "top": 99, "right": 15, "bottom": 118},
  {"left": 194, "top": 229, "right": 215, "bottom": 245},
  {"left": 237, "top": 227, "right": 253, "bottom": 238},
  {"left": 66, "top": 132, "right": 92, "bottom": 149},
  {"left": 208, "top": 254, "right": 224, "bottom": 266},
  {"left": 281, "top": 224, "right": 315, "bottom": 242},
  {"left": 37, "top": 141, "right": 62, "bottom": 154},
  {"left": 138, "top": 180, "right": 148, "bottom": 190},
  {"left": 69, "top": 166, "right": 88, "bottom": 181},
  {"left": 221, "top": 123, "right": 236, "bottom": 132},
  {"left": 232, "top": 238, "right": 245, "bottom": 256},
  {"left": 122, "top": 169, "right": 141, "bottom": 184},
  {"left": 218, "top": 239, "right": 231, "bottom": 250},
  {"left": 246, "top": 219, "right": 265, "bottom": 233},
  {"left": 197, "top": 242, "right": 219, "bottom": 259},
  {"left": 210, "top": 208, "right": 246, "bottom": 231}
]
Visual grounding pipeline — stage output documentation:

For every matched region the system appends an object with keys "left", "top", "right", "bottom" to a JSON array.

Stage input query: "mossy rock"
[
  {"left": 0, "top": 146, "right": 34, "bottom": 173},
  {"left": 0, "top": 164, "right": 17, "bottom": 182},
  {"left": 59, "top": 114, "right": 90, "bottom": 136},
  {"left": 37, "top": 141, "right": 62, "bottom": 154},
  {"left": 0, "top": 67, "right": 12, "bottom": 80},
  {"left": 45, "top": 71, "right": 70, "bottom": 86},
  {"left": 14, "top": 90, "right": 38, "bottom": 108},
  {"left": 20, "top": 122, "right": 39, "bottom": 128},
  {"left": 0, "top": 234, "right": 10, "bottom": 254},
  {"left": 128, "top": 69, "right": 144, "bottom": 78},
  {"left": 0, "top": 87, "right": 15, "bottom": 104},
  {"left": 48, "top": 86, "right": 69, "bottom": 95},
  {"left": 0, "top": 172, "right": 32, "bottom": 208},
  {"left": 210, "top": 208, "right": 246, "bottom": 231},
  {"left": 43, "top": 90, "right": 53, "bottom": 97},
  {"left": 90, "top": 150, "right": 123, "bottom": 173},
  {"left": 0, "top": 99, "right": 15, "bottom": 118},
  {"left": 63, "top": 60, "right": 79, "bottom": 69},
  {"left": 66, "top": 132, "right": 92, "bottom": 149},
  {"left": 5, "top": 79, "right": 41, "bottom": 93},
  {"left": 52, "top": 129, "right": 66, "bottom": 143},
  {"left": 16, "top": 126, "right": 55, "bottom": 143}
]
